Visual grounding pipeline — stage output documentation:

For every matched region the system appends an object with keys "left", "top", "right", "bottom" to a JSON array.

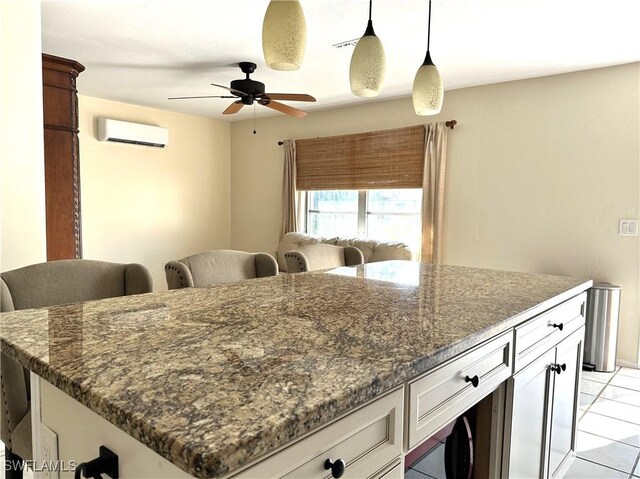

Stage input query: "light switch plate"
[{"left": 619, "top": 219, "right": 638, "bottom": 236}]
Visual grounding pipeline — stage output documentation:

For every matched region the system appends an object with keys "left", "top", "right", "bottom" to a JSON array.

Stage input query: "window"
[{"left": 304, "top": 189, "right": 422, "bottom": 254}]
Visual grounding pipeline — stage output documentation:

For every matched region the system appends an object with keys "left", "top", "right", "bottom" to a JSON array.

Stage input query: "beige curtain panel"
[
  {"left": 421, "top": 122, "right": 449, "bottom": 264},
  {"left": 295, "top": 126, "right": 425, "bottom": 190},
  {"left": 280, "top": 140, "right": 298, "bottom": 238}
]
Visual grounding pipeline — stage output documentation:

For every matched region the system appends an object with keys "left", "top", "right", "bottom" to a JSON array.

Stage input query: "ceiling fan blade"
[
  {"left": 211, "top": 83, "right": 248, "bottom": 97},
  {"left": 222, "top": 101, "right": 245, "bottom": 115},
  {"left": 264, "top": 93, "right": 316, "bottom": 102},
  {"left": 167, "top": 95, "right": 236, "bottom": 100},
  {"left": 261, "top": 100, "right": 307, "bottom": 118}
]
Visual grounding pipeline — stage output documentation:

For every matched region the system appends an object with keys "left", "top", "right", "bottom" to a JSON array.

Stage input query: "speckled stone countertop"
[{"left": 0, "top": 261, "right": 591, "bottom": 478}]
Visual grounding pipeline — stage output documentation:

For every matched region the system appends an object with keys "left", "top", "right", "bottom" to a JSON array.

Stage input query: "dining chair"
[
  {"left": 284, "top": 244, "right": 364, "bottom": 273},
  {"left": 164, "top": 250, "right": 278, "bottom": 289},
  {"left": 0, "top": 259, "right": 152, "bottom": 478}
]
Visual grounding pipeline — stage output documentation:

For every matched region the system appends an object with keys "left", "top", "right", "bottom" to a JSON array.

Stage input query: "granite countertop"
[{"left": 0, "top": 261, "right": 591, "bottom": 478}]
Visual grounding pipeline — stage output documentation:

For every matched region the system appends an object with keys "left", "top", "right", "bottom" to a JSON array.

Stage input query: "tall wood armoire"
[{"left": 42, "top": 53, "right": 85, "bottom": 260}]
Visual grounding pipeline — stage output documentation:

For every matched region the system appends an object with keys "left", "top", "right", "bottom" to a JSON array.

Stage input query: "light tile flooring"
[
  {"left": 566, "top": 366, "right": 640, "bottom": 478},
  {"left": 406, "top": 367, "right": 640, "bottom": 479}
]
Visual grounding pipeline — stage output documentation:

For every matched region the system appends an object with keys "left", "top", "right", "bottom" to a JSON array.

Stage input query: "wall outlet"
[
  {"left": 619, "top": 219, "right": 638, "bottom": 236},
  {"left": 40, "top": 424, "right": 60, "bottom": 479}
]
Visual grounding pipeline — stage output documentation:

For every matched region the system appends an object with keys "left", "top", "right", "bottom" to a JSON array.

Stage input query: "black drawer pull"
[
  {"left": 551, "top": 323, "right": 564, "bottom": 331},
  {"left": 551, "top": 363, "right": 567, "bottom": 375},
  {"left": 465, "top": 375, "right": 479, "bottom": 388},
  {"left": 324, "top": 458, "right": 345, "bottom": 478}
]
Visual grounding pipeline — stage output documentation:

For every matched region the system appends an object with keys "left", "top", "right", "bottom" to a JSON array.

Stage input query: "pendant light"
[
  {"left": 262, "top": 0, "right": 306, "bottom": 71},
  {"left": 412, "top": 0, "right": 444, "bottom": 115},
  {"left": 349, "top": 0, "right": 386, "bottom": 97}
]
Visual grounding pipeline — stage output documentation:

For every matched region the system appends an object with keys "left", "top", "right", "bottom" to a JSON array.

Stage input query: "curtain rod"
[{"left": 276, "top": 120, "right": 457, "bottom": 145}]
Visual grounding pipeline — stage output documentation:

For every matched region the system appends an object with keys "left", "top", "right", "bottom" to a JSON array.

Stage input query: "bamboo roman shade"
[{"left": 295, "top": 125, "right": 425, "bottom": 190}]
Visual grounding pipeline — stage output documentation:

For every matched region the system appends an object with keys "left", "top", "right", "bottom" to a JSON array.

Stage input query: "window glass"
[
  {"left": 366, "top": 189, "right": 422, "bottom": 254},
  {"left": 307, "top": 191, "right": 358, "bottom": 237},
  {"left": 305, "top": 189, "right": 422, "bottom": 255}
]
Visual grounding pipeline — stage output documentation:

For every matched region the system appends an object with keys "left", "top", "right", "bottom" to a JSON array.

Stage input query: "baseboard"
[{"left": 616, "top": 359, "right": 639, "bottom": 369}]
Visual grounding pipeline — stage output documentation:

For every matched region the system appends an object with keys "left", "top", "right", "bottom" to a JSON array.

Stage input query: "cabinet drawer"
[
  {"left": 377, "top": 459, "right": 403, "bottom": 478},
  {"left": 408, "top": 330, "right": 513, "bottom": 449},
  {"left": 514, "top": 293, "right": 586, "bottom": 372},
  {"left": 237, "top": 388, "right": 403, "bottom": 479}
]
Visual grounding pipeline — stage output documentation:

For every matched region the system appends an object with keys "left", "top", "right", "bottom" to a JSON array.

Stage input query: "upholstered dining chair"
[
  {"left": 0, "top": 259, "right": 153, "bottom": 478},
  {"left": 284, "top": 244, "right": 364, "bottom": 273},
  {"left": 164, "top": 250, "right": 278, "bottom": 290}
]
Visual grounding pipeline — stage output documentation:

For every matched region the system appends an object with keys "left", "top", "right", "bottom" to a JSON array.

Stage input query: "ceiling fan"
[{"left": 168, "top": 61, "right": 316, "bottom": 118}]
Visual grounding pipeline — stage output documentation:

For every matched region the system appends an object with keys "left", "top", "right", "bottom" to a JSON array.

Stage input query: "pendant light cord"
[
  {"left": 369, "top": 0, "right": 372, "bottom": 21},
  {"left": 427, "top": 0, "right": 432, "bottom": 52}
]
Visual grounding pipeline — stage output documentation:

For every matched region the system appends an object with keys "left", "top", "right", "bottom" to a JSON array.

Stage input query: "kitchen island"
[{"left": 0, "top": 261, "right": 592, "bottom": 478}]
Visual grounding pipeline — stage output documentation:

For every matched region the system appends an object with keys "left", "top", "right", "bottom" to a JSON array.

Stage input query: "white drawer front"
[
  {"left": 514, "top": 293, "right": 586, "bottom": 372},
  {"left": 408, "top": 330, "right": 513, "bottom": 449},
  {"left": 238, "top": 388, "right": 404, "bottom": 479}
]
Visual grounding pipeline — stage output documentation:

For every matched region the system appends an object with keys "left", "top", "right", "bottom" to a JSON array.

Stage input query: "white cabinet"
[
  {"left": 237, "top": 387, "right": 404, "bottom": 479},
  {"left": 503, "top": 348, "right": 555, "bottom": 479},
  {"left": 503, "top": 289, "right": 586, "bottom": 479},
  {"left": 407, "top": 330, "right": 512, "bottom": 449},
  {"left": 548, "top": 327, "right": 584, "bottom": 477}
]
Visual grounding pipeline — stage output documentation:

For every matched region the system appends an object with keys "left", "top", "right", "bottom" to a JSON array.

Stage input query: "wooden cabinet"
[
  {"left": 503, "top": 292, "right": 586, "bottom": 479},
  {"left": 42, "top": 53, "right": 84, "bottom": 260}
]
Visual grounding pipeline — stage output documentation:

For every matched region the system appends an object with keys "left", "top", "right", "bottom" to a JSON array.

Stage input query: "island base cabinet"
[
  {"left": 548, "top": 327, "right": 584, "bottom": 477},
  {"left": 236, "top": 387, "right": 404, "bottom": 479},
  {"left": 502, "top": 326, "right": 584, "bottom": 478},
  {"left": 34, "top": 376, "right": 192, "bottom": 479},
  {"left": 503, "top": 348, "right": 555, "bottom": 479}
]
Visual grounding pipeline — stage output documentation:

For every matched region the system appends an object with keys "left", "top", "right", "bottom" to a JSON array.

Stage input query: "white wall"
[
  {"left": 0, "top": 0, "right": 47, "bottom": 272},
  {"left": 230, "top": 63, "right": 640, "bottom": 365},
  {"left": 78, "top": 96, "right": 231, "bottom": 290}
]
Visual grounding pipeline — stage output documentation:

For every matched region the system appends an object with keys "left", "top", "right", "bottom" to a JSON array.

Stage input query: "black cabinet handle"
[
  {"left": 551, "top": 363, "right": 567, "bottom": 375},
  {"left": 324, "top": 458, "right": 345, "bottom": 478},
  {"left": 551, "top": 323, "right": 564, "bottom": 331},
  {"left": 465, "top": 375, "right": 479, "bottom": 388}
]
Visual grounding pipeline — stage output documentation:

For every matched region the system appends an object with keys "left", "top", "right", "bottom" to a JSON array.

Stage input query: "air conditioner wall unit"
[{"left": 97, "top": 118, "right": 168, "bottom": 148}]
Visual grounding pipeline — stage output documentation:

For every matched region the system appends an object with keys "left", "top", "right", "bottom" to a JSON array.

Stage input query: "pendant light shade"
[
  {"left": 262, "top": 0, "right": 306, "bottom": 71},
  {"left": 412, "top": 52, "right": 443, "bottom": 115},
  {"left": 412, "top": 0, "right": 443, "bottom": 116},
  {"left": 349, "top": 1, "right": 386, "bottom": 98}
]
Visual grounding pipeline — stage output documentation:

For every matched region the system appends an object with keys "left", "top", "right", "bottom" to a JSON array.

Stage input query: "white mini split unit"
[{"left": 97, "top": 118, "right": 169, "bottom": 148}]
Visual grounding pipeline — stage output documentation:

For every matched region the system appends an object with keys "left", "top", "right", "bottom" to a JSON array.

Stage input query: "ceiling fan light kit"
[
  {"left": 262, "top": 0, "right": 306, "bottom": 71},
  {"left": 412, "top": 0, "right": 444, "bottom": 116},
  {"left": 349, "top": 0, "right": 386, "bottom": 98}
]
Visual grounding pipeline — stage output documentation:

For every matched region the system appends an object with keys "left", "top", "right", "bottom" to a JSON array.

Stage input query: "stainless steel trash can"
[{"left": 583, "top": 282, "right": 621, "bottom": 372}]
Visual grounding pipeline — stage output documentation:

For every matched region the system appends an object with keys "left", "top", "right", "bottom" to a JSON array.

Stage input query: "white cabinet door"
[
  {"left": 503, "top": 348, "right": 555, "bottom": 479},
  {"left": 549, "top": 327, "right": 584, "bottom": 477}
]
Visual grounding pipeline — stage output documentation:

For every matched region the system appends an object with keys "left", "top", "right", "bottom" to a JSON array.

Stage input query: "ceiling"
[{"left": 41, "top": 0, "right": 640, "bottom": 121}]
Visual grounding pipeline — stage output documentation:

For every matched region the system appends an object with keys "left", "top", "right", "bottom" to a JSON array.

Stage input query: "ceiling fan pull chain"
[{"left": 253, "top": 103, "right": 257, "bottom": 134}]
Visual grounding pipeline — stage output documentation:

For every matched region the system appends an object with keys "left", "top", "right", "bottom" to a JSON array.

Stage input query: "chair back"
[
  {"left": 0, "top": 258, "right": 152, "bottom": 460},
  {"left": 0, "top": 259, "right": 153, "bottom": 312},
  {"left": 285, "top": 244, "right": 364, "bottom": 273},
  {"left": 164, "top": 250, "right": 278, "bottom": 289}
]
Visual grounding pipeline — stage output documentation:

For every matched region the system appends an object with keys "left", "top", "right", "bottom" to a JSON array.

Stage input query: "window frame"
[{"left": 303, "top": 190, "right": 422, "bottom": 240}]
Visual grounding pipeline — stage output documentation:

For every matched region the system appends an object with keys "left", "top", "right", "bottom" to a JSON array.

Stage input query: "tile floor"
[
  {"left": 2, "top": 368, "right": 640, "bottom": 478},
  {"left": 567, "top": 366, "right": 640, "bottom": 478},
  {"left": 406, "top": 367, "right": 640, "bottom": 478}
]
